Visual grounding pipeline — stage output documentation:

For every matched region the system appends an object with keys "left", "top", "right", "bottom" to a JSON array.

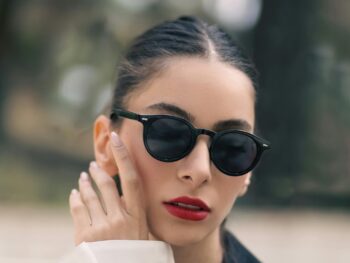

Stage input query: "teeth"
[{"left": 173, "top": 202, "right": 202, "bottom": 211}]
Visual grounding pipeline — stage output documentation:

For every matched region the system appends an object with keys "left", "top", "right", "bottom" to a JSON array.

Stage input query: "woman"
[{"left": 61, "top": 16, "right": 270, "bottom": 263}]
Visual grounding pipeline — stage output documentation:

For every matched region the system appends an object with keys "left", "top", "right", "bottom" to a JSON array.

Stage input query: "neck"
[{"left": 171, "top": 227, "right": 223, "bottom": 263}]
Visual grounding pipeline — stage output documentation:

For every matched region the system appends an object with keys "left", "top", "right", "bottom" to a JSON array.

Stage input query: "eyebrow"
[{"left": 146, "top": 102, "right": 253, "bottom": 132}]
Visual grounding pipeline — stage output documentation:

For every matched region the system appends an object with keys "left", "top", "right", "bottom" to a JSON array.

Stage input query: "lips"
[{"left": 163, "top": 196, "right": 211, "bottom": 221}]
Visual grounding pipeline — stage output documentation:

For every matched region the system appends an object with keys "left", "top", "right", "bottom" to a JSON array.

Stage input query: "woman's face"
[{"left": 115, "top": 57, "right": 255, "bottom": 246}]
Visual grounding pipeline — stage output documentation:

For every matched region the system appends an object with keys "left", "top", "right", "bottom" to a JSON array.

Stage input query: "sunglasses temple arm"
[{"left": 111, "top": 109, "right": 141, "bottom": 121}]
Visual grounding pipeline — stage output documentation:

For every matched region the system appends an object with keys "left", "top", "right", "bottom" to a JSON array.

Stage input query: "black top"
[{"left": 221, "top": 230, "right": 261, "bottom": 263}]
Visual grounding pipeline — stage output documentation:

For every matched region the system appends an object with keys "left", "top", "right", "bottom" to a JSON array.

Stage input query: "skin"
[{"left": 69, "top": 57, "right": 256, "bottom": 263}]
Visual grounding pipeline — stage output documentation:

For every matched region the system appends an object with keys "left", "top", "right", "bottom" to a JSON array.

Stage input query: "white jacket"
[{"left": 59, "top": 240, "right": 175, "bottom": 263}]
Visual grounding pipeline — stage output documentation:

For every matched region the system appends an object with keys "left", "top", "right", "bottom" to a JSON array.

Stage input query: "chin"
[
  {"left": 148, "top": 219, "right": 214, "bottom": 247},
  {"left": 153, "top": 229, "right": 207, "bottom": 247}
]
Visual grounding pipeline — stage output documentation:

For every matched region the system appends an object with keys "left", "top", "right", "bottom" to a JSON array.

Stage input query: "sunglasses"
[{"left": 110, "top": 109, "right": 271, "bottom": 176}]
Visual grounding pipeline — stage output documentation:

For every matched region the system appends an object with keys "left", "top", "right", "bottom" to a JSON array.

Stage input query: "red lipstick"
[{"left": 163, "top": 196, "right": 211, "bottom": 221}]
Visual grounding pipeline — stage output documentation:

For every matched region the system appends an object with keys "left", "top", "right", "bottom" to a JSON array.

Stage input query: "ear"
[{"left": 93, "top": 115, "right": 118, "bottom": 176}]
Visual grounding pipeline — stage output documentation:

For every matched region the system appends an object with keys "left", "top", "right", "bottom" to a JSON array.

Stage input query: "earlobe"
[{"left": 93, "top": 115, "right": 119, "bottom": 176}]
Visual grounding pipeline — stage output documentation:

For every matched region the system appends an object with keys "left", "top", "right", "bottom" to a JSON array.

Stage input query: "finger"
[
  {"left": 88, "top": 161, "right": 122, "bottom": 217},
  {"left": 69, "top": 189, "right": 91, "bottom": 229},
  {"left": 78, "top": 171, "right": 106, "bottom": 224},
  {"left": 110, "top": 131, "right": 144, "bottom": 218}
]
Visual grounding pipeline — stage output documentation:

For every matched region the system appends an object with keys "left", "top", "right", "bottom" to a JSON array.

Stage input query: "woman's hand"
[{"left": 69, "top": 131, "right": 149, "bottom": 245}]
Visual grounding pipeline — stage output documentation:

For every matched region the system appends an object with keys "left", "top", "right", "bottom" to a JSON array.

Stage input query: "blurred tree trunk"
[
  {"left": 0, "top": 0, "right": 16, "bottom": 143},
  {"left": 253, "top": 0, "right": 318, "bottom": 204}
]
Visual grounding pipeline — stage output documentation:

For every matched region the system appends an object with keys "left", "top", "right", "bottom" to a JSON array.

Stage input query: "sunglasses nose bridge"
[
  {"left": 193, "top": 128, "right": 215, "bottom": 146},
  {"left": 196, "top": 128, "right": 215, "bottom": 138}
]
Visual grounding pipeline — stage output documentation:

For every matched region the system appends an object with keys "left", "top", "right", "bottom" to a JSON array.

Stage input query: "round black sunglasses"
[{"left": 110, "top": 109, "right": 271, "bottom": 176}]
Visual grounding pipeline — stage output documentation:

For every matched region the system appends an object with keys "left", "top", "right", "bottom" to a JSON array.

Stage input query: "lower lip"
[{"left": 163, "top": 203, "right": 209, "bottom": 221}]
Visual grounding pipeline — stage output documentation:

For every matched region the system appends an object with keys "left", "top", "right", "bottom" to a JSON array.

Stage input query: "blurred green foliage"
[{"left": 0, "top": 0, "right": 349, "bottom": 207}]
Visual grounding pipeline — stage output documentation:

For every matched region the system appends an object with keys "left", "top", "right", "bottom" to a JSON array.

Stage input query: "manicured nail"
[
  {"left": 80, "top": 172, "right": 89, "bottom": 181},
  {"left": 71, "top": 189, "right": 78, "bottom": 195},
  {"left": 90, "top": 161, "right": 98, "bottom": 169},
  {"left": 111, "top": 131, "right": 122, "bottom": 147}
]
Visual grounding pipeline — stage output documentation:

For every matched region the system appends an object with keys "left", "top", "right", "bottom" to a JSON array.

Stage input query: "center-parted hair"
[{"left": 110, "top": 15, "right": 258, "bottom": 123}]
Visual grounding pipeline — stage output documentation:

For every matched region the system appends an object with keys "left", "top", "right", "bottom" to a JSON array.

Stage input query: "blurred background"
[{"left": 0, "top": 0, "right": 349, "bottom": 262}]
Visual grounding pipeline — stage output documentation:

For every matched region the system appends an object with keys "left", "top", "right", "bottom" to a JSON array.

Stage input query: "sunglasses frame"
[{"left": 110, "top": 108, "right": 271, "bottom": 176}]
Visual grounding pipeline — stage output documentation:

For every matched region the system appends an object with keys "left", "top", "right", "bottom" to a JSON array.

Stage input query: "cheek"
[
  {"left": 122, "top": 127, "right": 150, "bottom": 179},
  {"left": 120, "top": 123, "right": 152, "bottom": 184},
  {"left": 216, "top": 174, "right": 248, "bottom": 207},
  {"left": 122, "top": 127, "right": 169, "bottom": 200}
]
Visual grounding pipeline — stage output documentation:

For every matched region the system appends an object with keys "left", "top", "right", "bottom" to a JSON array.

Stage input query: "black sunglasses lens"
[
  {"left": 212, "top": 132, "right": 257, "bottom": 175},
  {"left": 145, "top": 117, "right": 193, "bottom": 161}
]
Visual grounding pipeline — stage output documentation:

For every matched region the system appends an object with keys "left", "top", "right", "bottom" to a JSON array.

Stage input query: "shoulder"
[{"left": 221, "top": 229, "right": 261, "bottom": 263}]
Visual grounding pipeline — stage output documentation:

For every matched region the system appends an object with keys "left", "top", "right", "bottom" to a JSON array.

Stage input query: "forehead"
[{"left": 127, "top": 57, "right": 256, "bottom": 130}]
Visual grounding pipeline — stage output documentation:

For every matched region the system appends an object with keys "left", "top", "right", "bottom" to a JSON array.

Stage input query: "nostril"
[{"left": 182, "top": 175, "right": 192, "bottom": 181}]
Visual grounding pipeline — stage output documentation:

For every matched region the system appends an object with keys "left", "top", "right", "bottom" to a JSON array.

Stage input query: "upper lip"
[{"left": 164, "top": 196, "right": 211, "bottom": 212}]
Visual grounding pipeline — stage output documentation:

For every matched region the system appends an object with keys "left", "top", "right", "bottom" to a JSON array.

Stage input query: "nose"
[{"left": 177, "top": 137, "right": 212, "bottom": 188}]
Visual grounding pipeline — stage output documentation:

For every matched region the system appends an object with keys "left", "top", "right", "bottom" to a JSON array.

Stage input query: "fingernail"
[
  {"left": 90, "top": 161, "right": 98, "bottom": 169},
  {"left": 80, "top": 172, "right": 89, "bottom": 181},
  {"left": 71, "top": 189, "right": 78, "bottom": 195},
  {"left": 111, "top": 131, "right": 122, "bottom": 147}
]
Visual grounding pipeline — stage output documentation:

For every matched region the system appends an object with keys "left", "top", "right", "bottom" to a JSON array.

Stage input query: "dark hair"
[{"left": 110, "top": 15, "right": 258, "bottom": 125}]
